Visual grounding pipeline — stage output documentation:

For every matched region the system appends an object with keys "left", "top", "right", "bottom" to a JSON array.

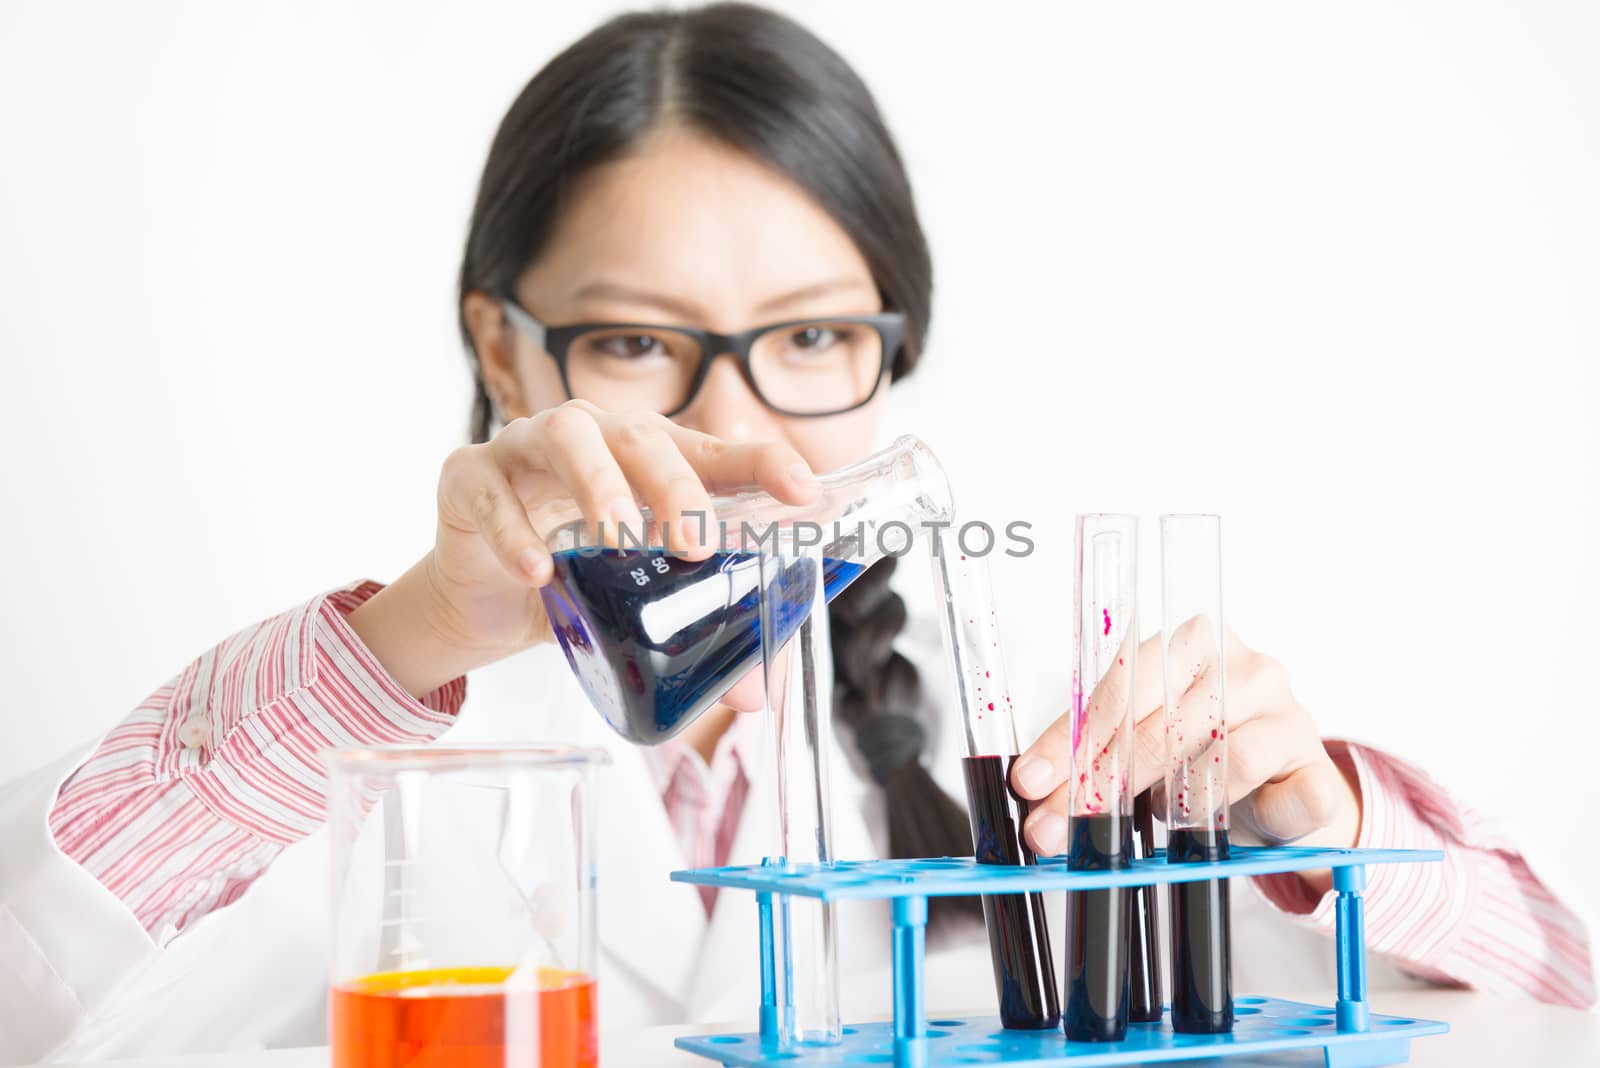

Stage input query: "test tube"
[
  {"left": 1160, "top": 514, "right": 1233, "bottom": 1034},
  {"left": 929, "top": 529, "right": 1060, "bottom": 1030},
  {"left": 1128, "top": 790, "right": 1163, "bottom": 1023},
  {"left": 1064, "top": 514, "right": 1137, "bottom": 1042},
  {"left": 758, "top": 541, "right": 842, "bottom": 1047}
]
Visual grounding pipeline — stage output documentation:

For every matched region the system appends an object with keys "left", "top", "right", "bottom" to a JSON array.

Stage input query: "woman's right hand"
[{"left": 347, "top": 400, "right": 821, "bottom": 698}]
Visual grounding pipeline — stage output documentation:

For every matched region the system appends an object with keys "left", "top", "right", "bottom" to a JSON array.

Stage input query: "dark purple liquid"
[
  {"left": 960, "top": 755, "right": 1060, "bottom": 1031},
  {"left": 1064, "top": 812, "right": 1132, "bottom": 1042},
  {"left": 542, "top": 549, "right": 864, "bottom": 745},
  {"left": 1168, "top": 827, "right": 1233, "bottom": 1034},
  {"left": 1128, "top": 792, "right": 1162, "bottom": 1024}
]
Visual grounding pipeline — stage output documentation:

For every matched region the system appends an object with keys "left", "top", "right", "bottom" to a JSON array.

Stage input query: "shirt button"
[{"left": 178, "top": 716, "right": 210, "bottom": 749}]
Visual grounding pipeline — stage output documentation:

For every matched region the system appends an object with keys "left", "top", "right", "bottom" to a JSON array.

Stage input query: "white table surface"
[{"left": 20, "top": 990, "right": 1596, "bottom": 1067}]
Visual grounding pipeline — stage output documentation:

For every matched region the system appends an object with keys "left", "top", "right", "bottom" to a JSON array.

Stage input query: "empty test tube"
[{"left": 758, "top": 542, "right": 842, "bottom": 1047}]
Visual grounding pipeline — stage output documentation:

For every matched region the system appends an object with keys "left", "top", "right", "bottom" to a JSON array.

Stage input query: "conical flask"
[{"left": 539, "top": 435, "right": 953, "bottom": 744}]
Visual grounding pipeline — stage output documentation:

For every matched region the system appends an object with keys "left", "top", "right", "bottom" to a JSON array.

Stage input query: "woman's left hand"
[{"left": 1009, "top": 624, "right": 1362, "bottom": 867}]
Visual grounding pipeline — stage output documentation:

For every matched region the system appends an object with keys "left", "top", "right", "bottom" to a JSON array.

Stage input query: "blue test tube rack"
[{"left": 671, "top": 846, "right": 1448, "bottom": 1068}]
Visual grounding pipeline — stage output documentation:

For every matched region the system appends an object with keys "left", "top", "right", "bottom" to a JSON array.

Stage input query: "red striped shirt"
[
  {"left": 46, "top": 587, "right": 1595, "bottom": 1007},
  {"left": 47, "top": 582, "right": 463, "bottom": 946},
  {"left": 1252, "top": 740, "right": 1595, "bottom": 1008}
]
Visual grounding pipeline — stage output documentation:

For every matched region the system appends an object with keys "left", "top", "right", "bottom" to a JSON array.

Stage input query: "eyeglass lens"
[{"left": 563, "top": 321, "right": 883, "bottom": 415}]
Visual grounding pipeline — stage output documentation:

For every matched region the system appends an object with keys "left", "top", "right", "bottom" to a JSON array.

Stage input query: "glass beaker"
[
  {"left": 326, "top": 746, "right": 606, "bottom": 1068},
  {"left": 537, "top": 435, "right": 954, "bottom": 745}
]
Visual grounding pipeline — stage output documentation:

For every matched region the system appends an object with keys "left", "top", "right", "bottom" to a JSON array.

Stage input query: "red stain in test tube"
[
  {"left": 1103, "top": 609, "right": 1112, "bottom": 635},
  {"left": 1071, "top": 672, "right": 1084, "bottom": 751}
]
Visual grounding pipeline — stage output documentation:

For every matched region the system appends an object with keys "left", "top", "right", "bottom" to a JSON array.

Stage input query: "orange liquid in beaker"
[{"left": 330, "top": 966, "right": 597, "bottom": 1068}]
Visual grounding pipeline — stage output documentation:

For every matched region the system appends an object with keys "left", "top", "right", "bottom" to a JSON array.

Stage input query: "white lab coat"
[{"left": 0, "top": 593, "right": 1419, "bottom": 1064}]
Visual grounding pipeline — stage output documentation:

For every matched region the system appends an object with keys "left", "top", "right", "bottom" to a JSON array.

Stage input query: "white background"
[{"left": 1, "top": 0, "right": 1596, "bottom": 927}]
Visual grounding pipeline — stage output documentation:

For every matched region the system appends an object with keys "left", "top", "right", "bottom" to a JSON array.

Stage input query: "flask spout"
[{"left": 710, "top": 435, "right": 954, "bottom": 572}]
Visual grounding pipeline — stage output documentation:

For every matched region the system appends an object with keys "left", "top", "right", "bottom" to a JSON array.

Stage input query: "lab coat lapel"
[
  {"left": 684, "top": 716, "right": 888, "bottom": 1021},
  {"left": 684, "top": 720, "right": 773, "bottom": 1021},
  {"left": 589, "top": 716, "right": 709, "bottom": 1008},
  {"left": 456, "top": 647, "right": 708, "bottom": 1010}
]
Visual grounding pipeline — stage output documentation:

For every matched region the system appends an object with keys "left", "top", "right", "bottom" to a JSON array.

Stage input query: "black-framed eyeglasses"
[{"left": 501, "top": 298, "right": 904, "bottom": 418}]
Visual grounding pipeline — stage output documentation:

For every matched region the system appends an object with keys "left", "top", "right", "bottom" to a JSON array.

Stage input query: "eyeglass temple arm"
[{"left": 500, "top": 299, "right": 547, "bottom": 352}]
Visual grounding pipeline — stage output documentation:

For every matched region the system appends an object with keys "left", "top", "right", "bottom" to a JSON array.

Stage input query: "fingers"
[
  {"left": 501, "top": 408, "right": 643, "bottom": 549},
  {"left": 1227, "top": 711, "right": 1354, "bottom": 843},
  {"left": 1081, "top": 617, "right": 1223, "bottom": 791},
  {"left": 1247, "top": 762, "right": 1351, "bottom": 844},
  {"left": 437, "top": 446, "right": 552, "bottom": 585},
  {"left": 1151, "top": 614, "right": 1225, "bottom": 729},
  {"left": 1023, "top": 798, "right": 1071, "bottom": 858},
  {"left": 1012, "top": 630, "right": 1142, "bottom": 803},
  {"left": 1128, "top": 663, "right": 1220, "bottom": 797},
  {"left": 1010, "top": 703, "right": 1082, "bottom": 855},
  {"left": 488, "top": 401, "right": 821, "bottom": 561},
  {"left": 1216, "top": 712, "right": 1337, "bottom": 842},
  {"left": 597, "top": 415, "right": 716, "bottom": 556},
  {"left": 665, "top": 422, "right": 820, "bottom": 503},
  {"left": 1011, "top": 717, "right": 1073, "bottom": 802},
  {"left": 1130, "top": 649, "right": 1280, "bottom": 797},
  {"left": 1012, "top": 628, "right": 1175, "bottom": 856},
  {"left": 1014, "top": 616, "right": 1252, "bottom": 856},
  {"left": 1016, "top": 649, "right": 1193, "bottom": 856},
  {"left": 1014, "top": 616, "right": 1218, "bottom": 804},
  {"left": 1078, "top": 631, "right": 1152, "bottom": 779},
  {"left": 1016, "top": 621, "right": 1333, "bottom": 857}
]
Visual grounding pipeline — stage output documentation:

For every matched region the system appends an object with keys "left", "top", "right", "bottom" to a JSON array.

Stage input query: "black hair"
[
  {"left": 457, "top": 3, "right": 976, "bottom": 921},
  {"left": 458, "top": 2, "right": 930, "bottom": 441}
]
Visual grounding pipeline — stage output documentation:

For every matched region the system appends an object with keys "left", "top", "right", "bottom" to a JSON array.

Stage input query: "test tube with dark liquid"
[
  {"left": 1160, "top": 514, "right": 1233, "bottom": 1034},
  {"left": 930, "top": 531, "right": 1059, "bottom": 1030},
  {"left": 1128, "top": 791, "right": 1163, "bottom": 1023},
  {"left": 1064, "top": 514, "right": 1138, "bottom": 1042}
]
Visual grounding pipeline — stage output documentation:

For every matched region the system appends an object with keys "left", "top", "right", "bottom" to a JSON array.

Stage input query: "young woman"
[{"left": 0, "top": 4, "right": 1591, "bottom": 1062}]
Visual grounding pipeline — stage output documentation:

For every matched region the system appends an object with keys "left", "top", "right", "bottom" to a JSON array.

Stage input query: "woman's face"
[{"left": 466, "top": 127, "right": 889, "bottom": 473}]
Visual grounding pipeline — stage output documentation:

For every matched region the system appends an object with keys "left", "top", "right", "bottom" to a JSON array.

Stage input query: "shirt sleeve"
[
  {"left": 1251, "top": 739, "right": 1595, "bottom": 1009},
  {"left": 45, "top": 581, "right": 466, "bottom": 947}
]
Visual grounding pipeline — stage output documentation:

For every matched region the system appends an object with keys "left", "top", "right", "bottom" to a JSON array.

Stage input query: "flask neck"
[
  {"left": 540, "top": 435, "right": 955, "bottom": 563},
  {"left": 712, "top": 435, "right": 955, "bottom": 565}
]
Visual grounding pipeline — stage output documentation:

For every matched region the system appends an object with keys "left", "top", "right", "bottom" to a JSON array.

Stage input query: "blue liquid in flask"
[{"left": 542, "top": 549, "right": 865, "bottom": 745}]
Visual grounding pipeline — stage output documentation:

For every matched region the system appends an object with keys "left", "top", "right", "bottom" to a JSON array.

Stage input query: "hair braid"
[{"left": 829, "top": 555, "right": 981, "bottom": 924}]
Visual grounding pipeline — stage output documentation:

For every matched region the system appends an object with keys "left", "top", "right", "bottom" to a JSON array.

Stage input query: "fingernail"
[
  {"left": 607, "top": 496, "right": 644, "bottom": 543},
  {"left": 787, "top": 461, "right": 818, "bottom": 487},
  {"left": 1028, "top": 812, "right": 1068, "bottom": 856},
  {"left": 517, "top": 547, "right": 545, "bottom": 580},
  {"left": 679, "top": 514, "right": 707, "bottom": 549},
  {"left": 1012, "top": 754, "right": 1053, "bottom": 797}
]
